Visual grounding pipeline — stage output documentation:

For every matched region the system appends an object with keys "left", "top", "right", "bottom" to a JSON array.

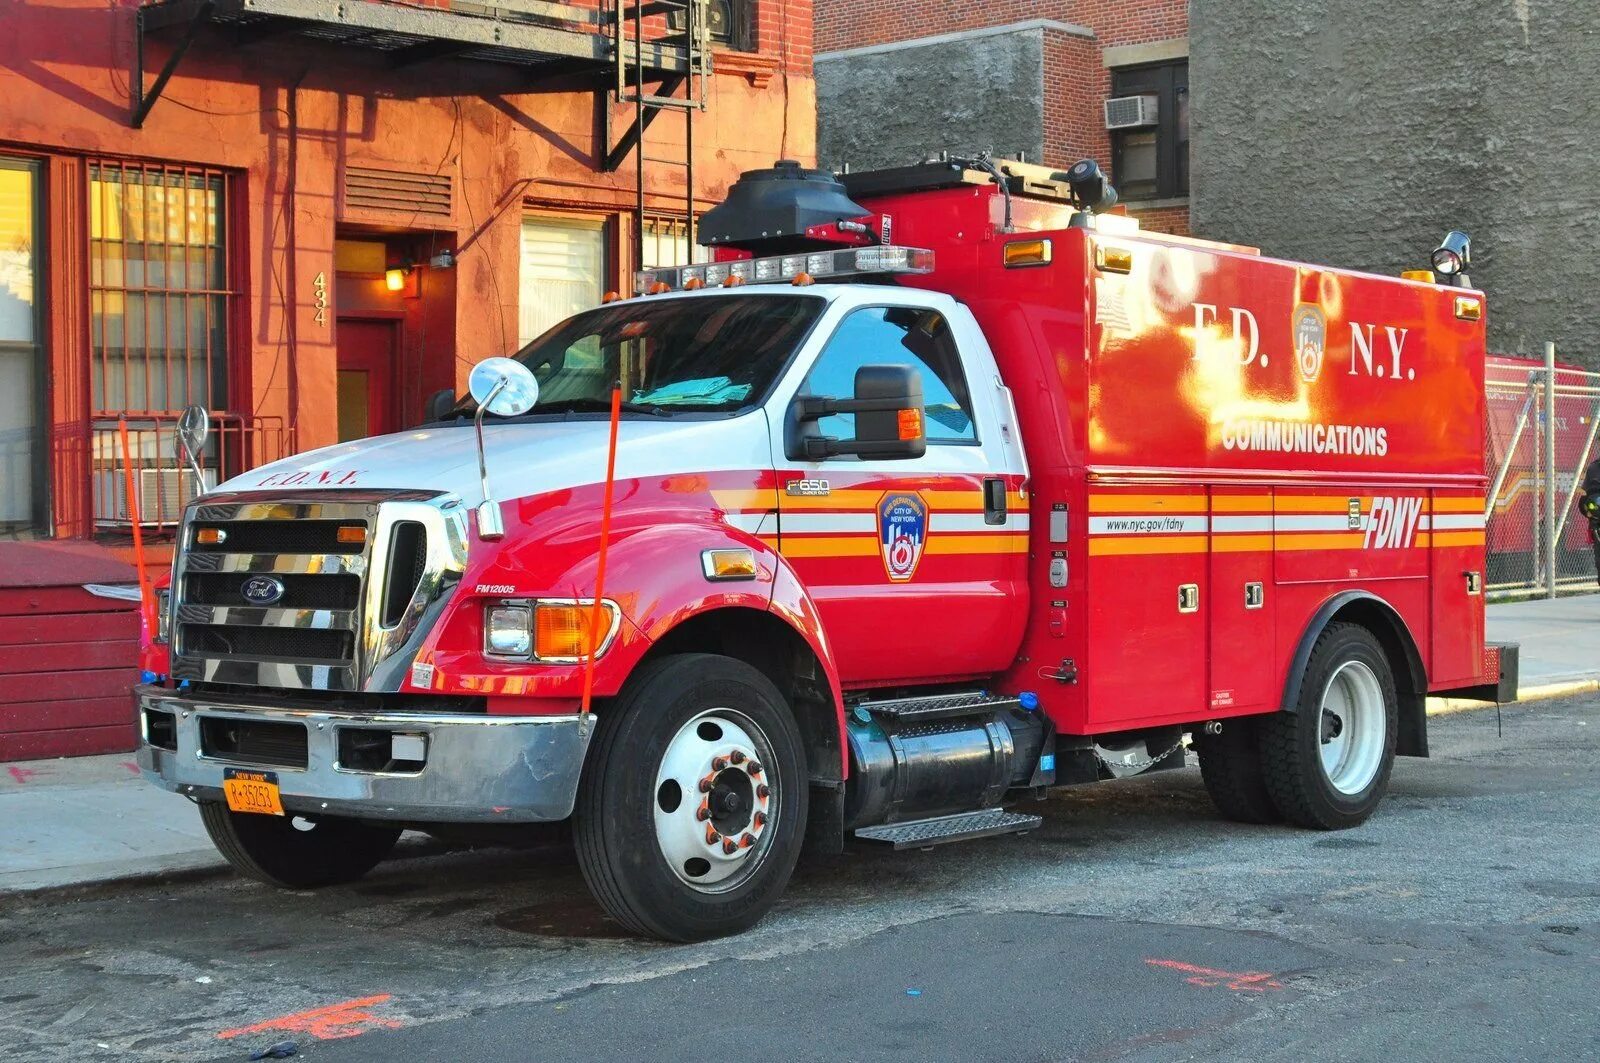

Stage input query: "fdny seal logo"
[
  {"left": 877, "top": 492, "right": 928, "bottom": 583},
  {"left": 1293, "top": 304, "right": 1327, "bottom": 383}
]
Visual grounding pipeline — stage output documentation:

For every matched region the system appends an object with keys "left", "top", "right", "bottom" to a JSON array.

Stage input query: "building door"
[
  {"left": 336, "top": 318, "right": 399, "bottom": 442},
  {"left": 0, "top": 158, "right": 42, "bottom": 536}
]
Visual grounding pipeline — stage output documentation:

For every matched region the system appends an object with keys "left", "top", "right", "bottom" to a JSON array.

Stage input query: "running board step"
[
  {"left": 855, "top": 691, "right": 1021, "bottom": 723},
  {"left": 853, "top": 809, "right": 1042, "bottom": 850}
]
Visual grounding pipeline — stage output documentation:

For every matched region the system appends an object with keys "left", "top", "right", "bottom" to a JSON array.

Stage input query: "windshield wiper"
[{"left": 537, "top": 397, "right": 669, "bottom": 417}]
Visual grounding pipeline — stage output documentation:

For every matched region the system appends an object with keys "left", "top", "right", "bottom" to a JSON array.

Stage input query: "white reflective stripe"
[
  {"left": 1212, "top": 515, "right": 1273, "bottom": 533},
  {"left": 1088, "top": 515, "right": 1210, "bottom": 535},
  {"left": 1418, "top": 515, "right": 1431, "bottom": 530},
  {"left": 1272, "top": 514, "right": 1356, "bottom": 532},
  {"left": 778, "top": 511, "right": 878, "bottom": 534},
  {"left": 1430, "top": 513, "right": 1486, "bottom": 530},
  {"left": 721, "top": 512, "right": 769, "bottom": 534},
  {"left": 930, "top": 512, "right": 1031, "bottom": 532}
]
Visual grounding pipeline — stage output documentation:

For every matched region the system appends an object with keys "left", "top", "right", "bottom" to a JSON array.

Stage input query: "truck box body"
[{"left": 849, "top": 181, "right": 1492, "bottom": 737}]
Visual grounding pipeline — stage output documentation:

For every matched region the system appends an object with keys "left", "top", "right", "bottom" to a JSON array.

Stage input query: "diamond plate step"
[
  {"left": 855, "top": 691, "right": 1021, "bottom": 723},
  {"left": 853, "top": 809, "right": 1042, "bottom": 850}
]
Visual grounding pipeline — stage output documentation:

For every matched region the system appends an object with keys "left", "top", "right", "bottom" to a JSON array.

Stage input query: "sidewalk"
[{"left": 4, "top": 594, "right": 1598, "bottom": 896}]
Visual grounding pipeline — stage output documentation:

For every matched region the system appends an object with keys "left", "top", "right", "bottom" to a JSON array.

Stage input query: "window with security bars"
[
  {"left": 89, "top": 162, "right": 231, "bottom": 415},
  {"left": 88, "top": 161, "right": 236, "bottom": 531},
  {"left": 641, "top": 216, "right": 706, "bottom": 271}
]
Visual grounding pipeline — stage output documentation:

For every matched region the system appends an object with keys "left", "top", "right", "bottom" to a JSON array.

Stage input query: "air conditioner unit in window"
[
  {"left": 94, "top": 467, "right": 218, "bottom": 527},
  {"left": 1104, "top": 95, "right": 1159, "bottom": 130}
]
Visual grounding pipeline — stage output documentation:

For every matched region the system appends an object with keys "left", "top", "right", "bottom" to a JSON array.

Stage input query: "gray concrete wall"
[
  {"left": 815, "top": 28, "right": 1045, "bottom": 172},
  {"left": 1191, "top": 0, "right": 1600, "bottom": 364}
]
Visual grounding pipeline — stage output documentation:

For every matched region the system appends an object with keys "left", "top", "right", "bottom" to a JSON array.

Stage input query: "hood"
[{"left": 225, "top": 413, "right": 775, "bottom": 506}]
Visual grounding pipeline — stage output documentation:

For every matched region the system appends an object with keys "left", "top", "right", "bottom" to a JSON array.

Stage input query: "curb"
[{"left": 1428, "top": 677, "right": 1600, "bottom": 716}]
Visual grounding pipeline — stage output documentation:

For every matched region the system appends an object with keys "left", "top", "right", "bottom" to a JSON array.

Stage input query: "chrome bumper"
[{"left": 134, "top": 685, "right": 592, "bottom": 823}]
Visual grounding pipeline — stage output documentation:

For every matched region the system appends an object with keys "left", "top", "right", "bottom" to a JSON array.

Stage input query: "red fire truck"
[{"left": 136, "top": 158, "right": 1514, "bottom": 941}]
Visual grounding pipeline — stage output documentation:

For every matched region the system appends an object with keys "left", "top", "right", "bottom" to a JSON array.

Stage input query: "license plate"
[{"left": 222, "top": 767, "right": 285, "bottom": 816}]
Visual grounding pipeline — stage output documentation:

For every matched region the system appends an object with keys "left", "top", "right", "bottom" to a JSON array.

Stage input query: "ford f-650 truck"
[{"left": 136, "top": 158, "right": 1512, "bottom": 941}]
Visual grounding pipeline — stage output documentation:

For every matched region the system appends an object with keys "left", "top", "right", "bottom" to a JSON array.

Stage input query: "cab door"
[{"left": 770, "top": 296, "right": 1027, "bottom": 686}]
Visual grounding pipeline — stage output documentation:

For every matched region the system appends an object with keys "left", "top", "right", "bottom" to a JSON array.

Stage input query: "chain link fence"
[{"left": 1485, "top": 348, "right": 1600, "bottom": 599}]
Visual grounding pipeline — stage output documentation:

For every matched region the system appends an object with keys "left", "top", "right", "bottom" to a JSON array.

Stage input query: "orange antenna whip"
[
  {"left": 118, "top": 418, "right": 155, "bottom": 636},
  {"left": 580, "top": 387, "right": 623, "bottom": 722}
]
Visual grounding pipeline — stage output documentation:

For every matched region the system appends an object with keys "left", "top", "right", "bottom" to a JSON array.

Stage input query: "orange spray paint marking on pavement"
[
  {"left": 580, "top": 387, "right": 622, "bottom": 717},
  {"left": 1145, "top": 959, "right": 1283, "bottom": 992},
  {"left": 217, "top": 994, "right": 402, "bottom": 1041},
  {"left": 7, "top": 766, "right": 39, "bottom": 785}
]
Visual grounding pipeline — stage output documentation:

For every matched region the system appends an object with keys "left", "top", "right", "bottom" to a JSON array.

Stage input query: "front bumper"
[{"left": 134, "top": 685, "right": 592, "bottom": 823}]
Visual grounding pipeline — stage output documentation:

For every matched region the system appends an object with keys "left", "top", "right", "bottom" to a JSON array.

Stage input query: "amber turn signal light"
[
  {"left": 195, "top": 527, "right": 227, "bottom": 545},
  {"left": 702, "top": 548, "right": 758, "bottom": 581},
  {"left": 1003, "top": 239, "right": 1052, "bottom": 268},
  {"left": 1094, "top": 245, "right": 1134, "bottom": 274},
  {"left": 1454, "top": 296, "right": 1483, "bottom": 321},
  {"left": 533, "top": 602, "right": 617, "bottom": 661},
  {"left": 335, "top": 525, "right": 368, "bottom": 545},
  {"left": 897, "top": 407, "right": 924, "bottom": 441}
]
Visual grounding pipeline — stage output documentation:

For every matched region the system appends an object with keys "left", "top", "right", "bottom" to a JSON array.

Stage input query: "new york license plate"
[{"left": 222, "top": 767, "right": 285, "bottom": 816}]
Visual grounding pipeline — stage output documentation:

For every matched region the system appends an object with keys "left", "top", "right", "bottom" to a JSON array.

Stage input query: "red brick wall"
[{"left": 816, "top": 0, "right": 1184, "bottom": 54}]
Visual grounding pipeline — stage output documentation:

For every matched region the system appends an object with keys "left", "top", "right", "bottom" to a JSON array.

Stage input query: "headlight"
[
  {"left": 155, "top": 588, "right": 172, "bottom": 644},
  {"left": 483, "top": 599, "right": 621, "bottom": 662},
  {"left": 484, "top": 603, "right": 533, "bottom": 657}
]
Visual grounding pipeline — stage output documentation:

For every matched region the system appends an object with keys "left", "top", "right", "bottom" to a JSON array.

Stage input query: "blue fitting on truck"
[{"left": 1018, "top": 691, "right": 1040, "bottom": 712}]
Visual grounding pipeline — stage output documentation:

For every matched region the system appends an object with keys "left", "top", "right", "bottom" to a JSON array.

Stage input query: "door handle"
[{"left": 983, "top": 478, "right": 1007, "bottom": 525}]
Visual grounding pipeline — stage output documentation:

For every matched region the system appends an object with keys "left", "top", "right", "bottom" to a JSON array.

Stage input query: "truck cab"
[{"left": 136, "top": 158, "right": 1511, "bottom": 942}]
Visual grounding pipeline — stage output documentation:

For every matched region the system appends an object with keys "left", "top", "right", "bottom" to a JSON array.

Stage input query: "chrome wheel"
[
  {"left": 653, "top": 708, "right": 776, "bottom": 893},
  {"left": 1318, "top": 660, "right": 1385, "bottom": 795}
]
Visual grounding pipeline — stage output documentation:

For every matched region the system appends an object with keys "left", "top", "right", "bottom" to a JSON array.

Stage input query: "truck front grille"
[
  {"left": 180, "top": 625, "right": 355, "bottom": 663},
  {"left": 200, "top": 716, "right": 309, "bottom": 768},
  {"left": 184, "top": 572, "right": 362, "bottom": 611},
  {"left": 169, "top": 491, "right": 460, "bottom": 694}
]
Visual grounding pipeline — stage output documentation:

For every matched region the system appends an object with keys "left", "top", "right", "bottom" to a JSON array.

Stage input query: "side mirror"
[
  {"left": 787, "top": 364, "right": 926, "bottom": 461},
  {"left": 175, "top": 404, "right": 209, "bottom": 485},
  {"left": 468, "top": 357, "right": 539, "bottom": 417},
  {"left": 425, "top": 388, "right": 457, "bottom": 423}
]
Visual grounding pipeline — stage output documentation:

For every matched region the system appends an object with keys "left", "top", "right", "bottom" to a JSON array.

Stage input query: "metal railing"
[
  {"left": 88, "top": 412, "right": 290, "bottom": 535},
  {"left": 1485, "top": 344, "right": 1600, "bottom": 599}
]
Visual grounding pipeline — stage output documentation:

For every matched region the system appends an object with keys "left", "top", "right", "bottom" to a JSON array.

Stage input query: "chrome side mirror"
[
  {"left": 176, "top": 404, "right": 209, "bottom": 491},
  {"left": 469, "top": 357, "right": 539, "bottom": 417},
  {"left": 467, "top": 358, "right": 539, "bottom": 540}
]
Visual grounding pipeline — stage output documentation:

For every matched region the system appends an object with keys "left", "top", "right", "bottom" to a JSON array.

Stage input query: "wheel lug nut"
[
  {"left": 740, "top": 833, "right": 755, "bottom": 849},
  {"left": 696, "top": 804, "right": 710, "bottom": 821},
  {"left": 757, "top": 784, "right": 769, "bottom": 799},
  {"left": 730, "top": 750, "right": 746, "bottom": 764},
  {"left": 747, "top": 761, "right": 763, "bottom": 777},
  {"left": 705, "top": 825, "right": 720, "bottom": 845},
  {"left": 712, "top": 756, "right": 728, "bottom": 771},
  {"left": 722, "top": 838, "right": 739, "bottom": 854},
  {"left": 698, "top": 776, "right": 714, "bottom": 793},
  {"left": 754, "top": 811, "right": 766, "bottom": 828}
]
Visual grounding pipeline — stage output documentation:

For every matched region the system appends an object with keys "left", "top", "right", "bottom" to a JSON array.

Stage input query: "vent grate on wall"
[{"left": 344, "top": 166, "right": 452, "bottom": 219}]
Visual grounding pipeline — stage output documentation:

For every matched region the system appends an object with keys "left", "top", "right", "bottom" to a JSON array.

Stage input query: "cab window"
[{"left": 803, "top": 306, "right": 976, "bottom": 444}]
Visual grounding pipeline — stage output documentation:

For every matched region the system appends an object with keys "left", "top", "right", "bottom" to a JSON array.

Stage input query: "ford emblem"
[{"left": 241, "top": 575, "right": 286, "bottom": 606}]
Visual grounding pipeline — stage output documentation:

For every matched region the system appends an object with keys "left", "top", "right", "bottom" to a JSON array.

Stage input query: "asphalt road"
[{"left": 3, "top": 697, "right": 1598, "bottom": 1063}]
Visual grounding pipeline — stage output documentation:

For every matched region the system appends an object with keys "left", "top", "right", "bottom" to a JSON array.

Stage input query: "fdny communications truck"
[{"left": 136, "top": 159, "right": 1512, "bottom": 941}]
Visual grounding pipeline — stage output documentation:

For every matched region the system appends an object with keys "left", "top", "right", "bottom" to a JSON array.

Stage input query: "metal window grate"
[{"left": 344, "top": 165, "right": 452, "bottom": 219}]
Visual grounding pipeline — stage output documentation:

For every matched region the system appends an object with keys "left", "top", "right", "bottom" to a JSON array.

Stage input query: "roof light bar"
[{"left": 634, "top": 245, "right": 934, "bottom": 295}]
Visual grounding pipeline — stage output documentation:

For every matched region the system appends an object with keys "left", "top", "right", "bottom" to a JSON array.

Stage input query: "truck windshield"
[{"left": 453, "top": 294, "right": 825, "bottom": 417}]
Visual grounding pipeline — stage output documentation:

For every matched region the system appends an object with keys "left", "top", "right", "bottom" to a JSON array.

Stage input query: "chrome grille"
[{"left": 169, "top": 490, "right": 468, "bottom": 693}]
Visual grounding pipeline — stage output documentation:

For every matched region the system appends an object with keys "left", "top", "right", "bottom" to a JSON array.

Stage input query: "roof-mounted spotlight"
[
  {"left": 1431, "top": 230, "right": 1472, "bottom": 286},
  {"left": 1056, "top": 159, "right": 1119, "bottom": 229}
]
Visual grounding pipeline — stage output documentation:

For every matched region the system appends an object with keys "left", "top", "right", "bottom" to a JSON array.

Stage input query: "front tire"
[
  {"left": 198, "top": 803, "right": 401, "bottom": 888},
  {"left": 1260, "top": 623, "right": 1397, "bottom": 830},
  {"left": 574, "top": 653, "right": 807, "bottom": 942}
]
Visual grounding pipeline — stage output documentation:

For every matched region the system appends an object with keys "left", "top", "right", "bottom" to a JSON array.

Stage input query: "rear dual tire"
[{"left": 1198, "top": 622, "right": 1397, "bottom": 830}]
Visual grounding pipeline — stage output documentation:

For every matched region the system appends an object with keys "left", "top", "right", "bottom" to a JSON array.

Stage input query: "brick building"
[
  {"left": 813, "top": 0, "right": 1190, "bottom": 233},
  {"left": 0, "top": 0, "right": 813, "bottom": 758}
]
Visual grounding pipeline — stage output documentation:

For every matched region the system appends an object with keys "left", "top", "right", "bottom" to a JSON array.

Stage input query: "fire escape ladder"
[{"left": 603, "top": 0, "right": 710, "bottom": 274}]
